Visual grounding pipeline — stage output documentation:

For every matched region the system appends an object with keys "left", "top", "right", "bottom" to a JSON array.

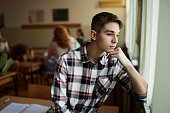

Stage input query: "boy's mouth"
[{"left": 109, "top": 46, "right": 116, "bottom": 49}]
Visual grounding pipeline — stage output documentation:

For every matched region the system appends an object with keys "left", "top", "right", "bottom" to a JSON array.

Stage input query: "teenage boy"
[{"left": 51, "top": 12, "right": 147, "bottom": 113}]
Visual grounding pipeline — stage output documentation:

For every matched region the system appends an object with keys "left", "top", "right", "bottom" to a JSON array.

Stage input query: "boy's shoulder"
[{"left": 60, "top": 47, "right": 82, "bottom": 59}]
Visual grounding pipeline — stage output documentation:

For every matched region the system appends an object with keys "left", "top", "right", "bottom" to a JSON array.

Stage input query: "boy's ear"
[{"left": 91, "top": 30, "right": 97, "bottom": 40}]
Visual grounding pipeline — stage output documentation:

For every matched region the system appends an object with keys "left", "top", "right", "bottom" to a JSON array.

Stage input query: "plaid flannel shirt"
[{"left": 51, "top": 43, "right": 146, "bottom": 113}]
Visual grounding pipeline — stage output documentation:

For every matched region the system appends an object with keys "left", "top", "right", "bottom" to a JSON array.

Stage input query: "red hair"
[{"left": 53, "top": 25, "right": 70, "bottom": 48}]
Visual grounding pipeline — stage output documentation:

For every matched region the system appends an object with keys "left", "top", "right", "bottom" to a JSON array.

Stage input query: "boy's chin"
[{"left": 106, "top": 49, "right": 115, "bottom": 53}]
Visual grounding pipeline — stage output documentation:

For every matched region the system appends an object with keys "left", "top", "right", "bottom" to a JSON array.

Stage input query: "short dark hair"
[
  {"left": 91, "top": 12, "right": 123, "bottom": 33},
  {"left": 77, "top": 29, "right": 84, "bottom": 37}
]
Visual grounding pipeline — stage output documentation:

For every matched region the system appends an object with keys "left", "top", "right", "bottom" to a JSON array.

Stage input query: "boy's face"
[{"left": 95, "top": 22, "right": 120, "bottom": 53}]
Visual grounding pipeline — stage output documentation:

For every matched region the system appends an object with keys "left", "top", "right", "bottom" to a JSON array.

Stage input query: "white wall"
[
  {"left": 151, "top": 0, "right": 170, "bottom": 113},
  {"left": 0, "top": 0, "right": 126, "bottom": 47},
  {"left": 0, "top": 0, "right": 126, "bottom": 27}
]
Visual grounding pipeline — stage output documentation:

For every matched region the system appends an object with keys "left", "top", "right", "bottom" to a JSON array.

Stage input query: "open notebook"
[{"left": 0, "top": 103, "right": 49, "bottom": 113}]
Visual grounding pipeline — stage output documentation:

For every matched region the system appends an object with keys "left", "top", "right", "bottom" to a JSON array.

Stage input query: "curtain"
[
  {"left": 125, "top": 0, "right": 138, "bottom": 60},
  {"left": 139, "top": 0, "right": 159, "bottom": 106},
  {"left": 126, "top": 0, "right": 160, "bottom": 107}
]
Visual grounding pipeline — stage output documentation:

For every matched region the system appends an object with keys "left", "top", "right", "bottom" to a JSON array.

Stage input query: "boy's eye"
[
  {"left": 107, "top": 34, "right": 113, "bottom": 36},
  {"left": 116, "top": 35, "right": 119, "bottom": 37}
]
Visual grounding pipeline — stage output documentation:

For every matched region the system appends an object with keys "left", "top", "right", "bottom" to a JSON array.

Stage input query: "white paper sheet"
[{"left": 0, "top": 103, "right": 49, "bottom": 113}]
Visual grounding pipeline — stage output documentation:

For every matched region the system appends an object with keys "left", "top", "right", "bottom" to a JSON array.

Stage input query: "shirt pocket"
[{"left": 96, "top": 75, "right": 113, "bottom": 96}]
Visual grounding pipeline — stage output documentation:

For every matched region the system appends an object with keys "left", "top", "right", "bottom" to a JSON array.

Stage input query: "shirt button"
[{"left": 90, "top": 81, "right": 95, "bottom": 84}]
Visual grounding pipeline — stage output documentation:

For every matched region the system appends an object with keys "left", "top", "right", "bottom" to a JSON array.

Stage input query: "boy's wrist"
[{"left": 124, "top": 61, "right": 134, "bottom": 69}]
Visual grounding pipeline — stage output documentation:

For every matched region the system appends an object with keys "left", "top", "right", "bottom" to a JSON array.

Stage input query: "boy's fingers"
[
  {"left": 115, "top": 47, "right": 121, "bottom": 51},
  {"left": 109, "top": 51, "right": 119, "bottom": 56}
]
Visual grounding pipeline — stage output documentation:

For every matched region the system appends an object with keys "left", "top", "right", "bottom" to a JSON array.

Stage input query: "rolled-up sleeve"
[{"left": 116, "top": 61, "right": 147, "bottom": 101}]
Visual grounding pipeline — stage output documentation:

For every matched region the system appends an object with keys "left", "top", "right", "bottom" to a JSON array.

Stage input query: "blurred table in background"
[
  {"left": 18, "top": 62, "right": 42, "bottom": 83},
  {"left": 32, "top": 47, "right": 47, "bottom": 61},
  {"left": 0, "top": 72, "right": 18, "bottom": 96}
]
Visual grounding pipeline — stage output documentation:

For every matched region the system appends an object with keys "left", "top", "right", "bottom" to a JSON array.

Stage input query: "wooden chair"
[
  {"left": 27, "top": 84, "right": 51, "bottom": 100},
  {"left": 45, "top": 71, "right": 54, "bottom": 85}
]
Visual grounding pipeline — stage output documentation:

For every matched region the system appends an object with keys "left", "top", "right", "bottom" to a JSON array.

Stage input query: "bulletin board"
[{"left": 52, "top": 9, "right": 68, "bottom": 21}]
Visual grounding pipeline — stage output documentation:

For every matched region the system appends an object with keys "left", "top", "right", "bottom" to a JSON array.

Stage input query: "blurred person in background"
[
  {"left": 28, "top": 47, "right": 35, "bottom": 61},
  {"left": 0, "top": 30, "right": 10, "bottom": 55},
  {"left": 10, "top": 43, "right": 34, "bottom": 62},
  {"left": 11, "top": 43, "right": 29, "bottom": 61},
  {"left": 76, "top": 28, "right": 84, "bottom": 46},
  {"left": 67, "top": 28, "right": 80, "bottom": 49},
  {"left": 45, "top": 25, "right": 72, "bottom": 72}
]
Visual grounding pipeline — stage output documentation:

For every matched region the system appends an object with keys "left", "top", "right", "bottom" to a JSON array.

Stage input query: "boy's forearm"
[
  {"left": 109, "top": 47, "right": 148, "bottom": 94},
  {"left": 125, "top": 63, "right": 148, "bottom": 95}
]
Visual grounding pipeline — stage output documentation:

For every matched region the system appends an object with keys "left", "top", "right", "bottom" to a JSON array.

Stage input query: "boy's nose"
[{"left": 111, "top": 36, "right": 118, "bottom": 43}]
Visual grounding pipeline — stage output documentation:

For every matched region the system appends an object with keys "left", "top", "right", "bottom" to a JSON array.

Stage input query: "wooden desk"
[
  {"left": 0, "top": 72, "right": 18, "bottom": 96},
  {"left": 0, "top": 96, "right": 52, "bottom": 111},
  {"left": 19, "top": 62, "right": 42, "bottom": 83},
  {"left": 0, "top": 96, "right": 119, "bottom": 113},
  {"left": 99, "top": 105, "right": 119, "bottom": 113}
]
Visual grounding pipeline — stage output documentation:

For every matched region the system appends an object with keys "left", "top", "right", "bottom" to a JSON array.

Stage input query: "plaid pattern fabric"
[{"left": 51, "top": 44, "right": 146, "bottom": 113}]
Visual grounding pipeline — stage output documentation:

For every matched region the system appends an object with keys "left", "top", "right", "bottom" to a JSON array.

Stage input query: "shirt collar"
[
  {"left": 80, "top": 42, "right": 91, "bottom": 63},
  {"left": 80, "top": 42, "right": 109, "bottom": 66}
]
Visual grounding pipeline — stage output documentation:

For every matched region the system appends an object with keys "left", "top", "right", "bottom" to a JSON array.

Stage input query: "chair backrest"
[{"left": 28, "top": 84, "right": 51, "bottom": 100}]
